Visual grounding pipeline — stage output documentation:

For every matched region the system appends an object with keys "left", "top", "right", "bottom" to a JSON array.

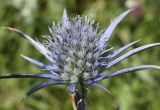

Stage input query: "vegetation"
[{"left": 0, "top": 0, "right": 160, "bottom": 110}]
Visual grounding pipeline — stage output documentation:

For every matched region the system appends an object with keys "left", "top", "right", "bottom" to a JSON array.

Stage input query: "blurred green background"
[{"left": 0, "top": 0, "right": 160, "bottom": 110}]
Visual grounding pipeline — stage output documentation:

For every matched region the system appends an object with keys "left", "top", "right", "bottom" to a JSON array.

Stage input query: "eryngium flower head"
[{"left": 1, "top": 9, "right": 160, "bottom": 98}]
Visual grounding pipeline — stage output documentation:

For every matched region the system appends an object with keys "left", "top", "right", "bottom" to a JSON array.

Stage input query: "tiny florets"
[
  {"left": 43, "top": 15, "right": 103, "bottom": 83},
  {"left": 1, "top": 9, "right": 160, "bottom": 98}
]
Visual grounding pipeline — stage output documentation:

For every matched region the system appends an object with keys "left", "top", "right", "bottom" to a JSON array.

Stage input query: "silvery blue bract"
[{"left": 1, "top": 9, "right": 160, "bottom": 98}]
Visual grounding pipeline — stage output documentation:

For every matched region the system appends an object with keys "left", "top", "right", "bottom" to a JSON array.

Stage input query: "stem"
[
  {"left": 71, "top": 94, "right": 77, "bottom": 110},
  {"left": 71, "top": 82, "right": 87, "bottom": 110}
]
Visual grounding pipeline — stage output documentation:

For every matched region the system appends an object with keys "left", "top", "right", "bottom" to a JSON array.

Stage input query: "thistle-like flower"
[{"left": 0, "top": 9, "right": 160, "bottom": 110}]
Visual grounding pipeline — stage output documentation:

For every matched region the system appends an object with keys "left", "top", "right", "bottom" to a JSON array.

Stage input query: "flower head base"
[{"left": 1, "top": 9, "right": 160, "bottom": 99}]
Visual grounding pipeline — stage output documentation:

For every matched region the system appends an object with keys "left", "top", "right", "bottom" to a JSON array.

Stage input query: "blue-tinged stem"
[{"left": 71, "top": 81, "right": 87, "bottom": 110}]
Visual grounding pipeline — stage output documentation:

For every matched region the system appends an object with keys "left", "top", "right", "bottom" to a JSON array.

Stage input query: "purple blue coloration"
[{"left": 0, "top": 9, "right": 160, "bottom": 99}]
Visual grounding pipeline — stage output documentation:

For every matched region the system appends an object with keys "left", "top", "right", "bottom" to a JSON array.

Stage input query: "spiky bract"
[{"left": 1, "top": 9, "right": 160, "bottom": 98}]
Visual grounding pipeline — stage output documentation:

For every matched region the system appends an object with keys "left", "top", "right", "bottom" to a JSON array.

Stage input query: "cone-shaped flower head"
[{"left": 1, "top": 9, "right": 160, "bottom": 98}]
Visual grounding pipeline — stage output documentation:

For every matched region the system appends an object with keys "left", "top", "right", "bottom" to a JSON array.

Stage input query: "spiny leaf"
[
  {"left": 0, "top": 73, "right": 55, "bottom": 79},
  {"left": 91, "top": 82, "right": 111, "bottom": 94},
  {"left": 100, "top": 40, "right": 140, "bottom": 63},
  {"left": 21, "top": 54, "right": 54, "bottom": 71},
  {"left": 105, "top": 43, "right": 160, "bottom": 68},
  {"left": 23, "top": 80, "right": 66, "bottom": 99},
  {"left": 1, "top": 27, "right": 53, "bottom": 62},
  {"left": 106, "top": 40, "right": 140, "bottom": 59},
  {"left": 61, "top": 9, "right": 68, "bottom": 27},
  {"left": 99, "top": 9, "right": 132, "bottom": 48},
  {"left": 94, "top": 65, "right": 160, "bottom": 81}
]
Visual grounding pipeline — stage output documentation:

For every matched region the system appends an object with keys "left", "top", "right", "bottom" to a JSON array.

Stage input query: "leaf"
[
  {"left": 1, "top": 27, "right": 53, "bottom": 62},
  {"left": 0, "top": 73, "right": 56, "bottom": 79},
  {"left": 91, "top": 82, "right": 111, "bottom": 94},
  {"left": 100, "top": 47, "right": 114, "bottom": 56},
  {"left": 94, "top": 65, "right": 160, "bottom": 81},
  {"left": 99, "top": 9, "right": 132, "bottom": 49},
  {"left": 21, "top": 54, "right": 55, "bottom": 71},
  {"left": 100, "top": 40, "right": 139, "bottom": 63},
  {"left": 106, "top": 40, "right": 140, "bottom": 59},
  {"left": 23, "top": 80, "right": 66, "bottom": 99},
  {"left": 105, "top": 43, "right": 160, "bottom": 68},
  {"left": 61, "top": 9, "right": 68, "bottom": 28}
]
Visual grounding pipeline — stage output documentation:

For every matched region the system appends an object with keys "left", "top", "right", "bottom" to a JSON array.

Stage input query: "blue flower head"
[{"left": 1, "top": 9, "right": 160, "bottom": 99}]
